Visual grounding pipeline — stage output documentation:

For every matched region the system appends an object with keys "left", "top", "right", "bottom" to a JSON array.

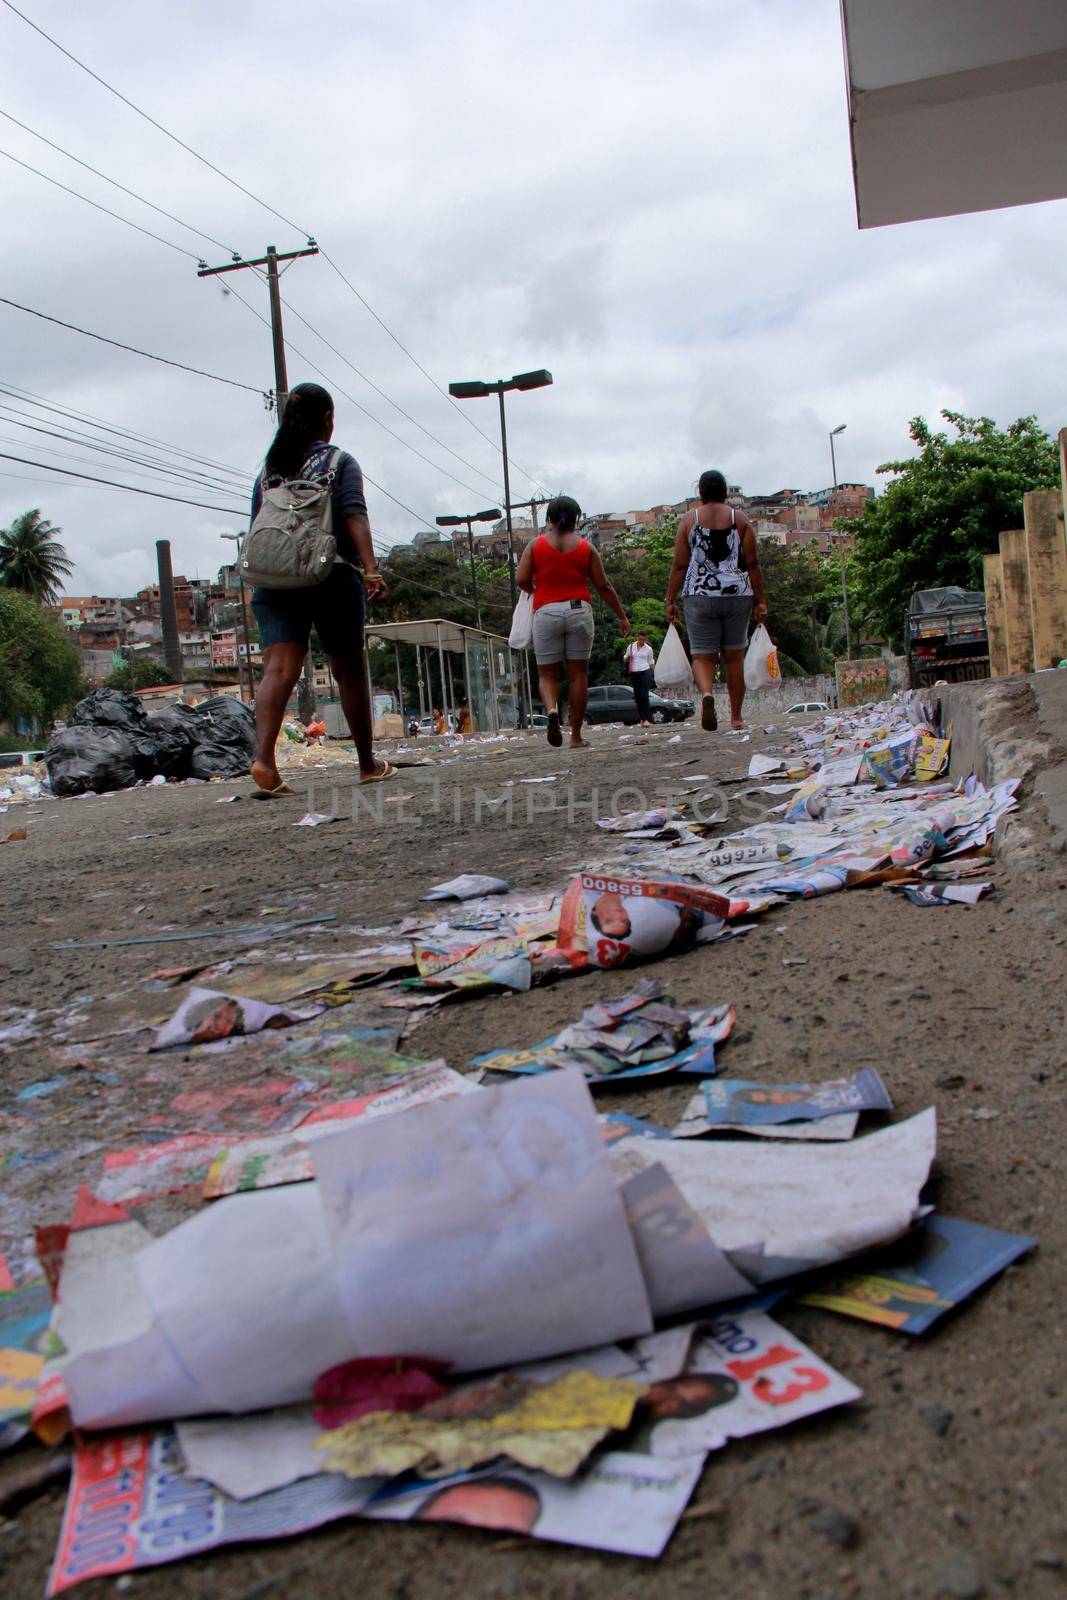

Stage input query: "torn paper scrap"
[
  {"left": 175, "top": 1406, "right": 325, "bottom": 1500},
  {"left": 422, "top": 874, "right": 510, "bottom": 900},
  {"left": 150, "top": 986, "right": 321, "bottom": 1050},
  {"left": 623, "top": 1310, "right": 861, "bottom": 1458},
  {"left": 62, "top": 1073, "right": 653, "bottom": 1428},
  {"left": 798, "top": 1214, "right": 1036, "bottom": 1334},
  {"left": 313, "top": 1068, "right": 653, "bottom": 1374},
  {"left": 620, "top": 1162, "right": 754, "bottom": 1315},
  {"left": 610, "top": 1110, "right": 937, "bottom": 1280},
  {"left": 317, "top": 1369, "right": 646, "bottom": 1479},
  {"left": 556, "top": 874, "right": 733, "bottom": 969},
  {"left": 701, "top": 1069, "right": 891, "bottom": 1127},
  {"left": 360, "top": 1447, "right": 704, "bottom": 1558},
  {"left": 47, "top": 1430, "right": 381, "bottom": 1593},
  {"left": 672, "top": 1091, "right": 859, "bottom": 1142}
]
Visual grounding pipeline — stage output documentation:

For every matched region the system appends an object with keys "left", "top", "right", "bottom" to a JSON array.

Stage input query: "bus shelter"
[{"left": 364, "top": 618, "right": 532, "bottom": 734}]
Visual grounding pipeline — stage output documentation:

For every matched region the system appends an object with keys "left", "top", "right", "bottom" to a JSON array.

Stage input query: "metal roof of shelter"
[{"left": 366, "top": 618, "right": 509, "bottom": 650}]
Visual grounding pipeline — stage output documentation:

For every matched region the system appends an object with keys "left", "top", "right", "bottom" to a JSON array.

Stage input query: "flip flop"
[
  {"left": 701, "top": 694, "right": 718, "bottom": 732},
  {"left": 546, "top": 710, "right": 563, "bottom": 748},
  {"left": 251, "top": 779, "right": 297, "bottom": 798},
  {"left": 360, "top": 760, "right": 398, "bottom": 784}
]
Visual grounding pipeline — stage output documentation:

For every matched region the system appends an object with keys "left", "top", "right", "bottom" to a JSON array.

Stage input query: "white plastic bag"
[
  {"left": 744, "top": 624, "right": 781, "bottom": 690},
  {"left": 654, "top": 623, "right": 693, "bottom": 688},
  {"left": 508, "top": 591, "right": 534, "bottom": 649}
]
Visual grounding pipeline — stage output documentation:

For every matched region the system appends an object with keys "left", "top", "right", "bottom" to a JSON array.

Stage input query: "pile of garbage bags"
[{"left": 45, "top": 690, "right": 256, "bottom": 796}]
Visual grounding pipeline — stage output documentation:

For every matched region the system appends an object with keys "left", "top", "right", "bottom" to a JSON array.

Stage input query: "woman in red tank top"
[{"left": 517, "top": 495, "right": 630, "bottom": 748}]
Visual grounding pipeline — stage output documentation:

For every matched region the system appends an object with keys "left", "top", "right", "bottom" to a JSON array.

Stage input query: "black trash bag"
[
  {"left": 189, "top": 740, "right": 252, "bottom": 780},
  {"left": 198, "top": 695, "right": 256, "bottom": 757},
  {"left": 149, "top": 703, "right": 209, "bottom": 742},
  {"left": 66, "top": 688, "right": 148, "bottom": 733},
  {"left": 45, "top": 725, "right": 138, "bottom": 797},
  {"left": 144, "top": 706, "right": 206, "bottom": 779}
]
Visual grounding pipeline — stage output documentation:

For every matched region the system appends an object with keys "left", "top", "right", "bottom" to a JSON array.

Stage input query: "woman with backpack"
[
  {"left": 665, "top": 470, "right": 767, "bottom": 731},
  {"left": 516, "top": 495, "right": 630, "bottom": 748},
  {"left": 246, "top": 382, "right": 395, "bottom": 794}
]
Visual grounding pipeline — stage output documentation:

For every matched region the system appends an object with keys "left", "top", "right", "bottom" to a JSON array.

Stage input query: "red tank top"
[{"left": 531, "top": 534, "right": 592, "bottom": 609}]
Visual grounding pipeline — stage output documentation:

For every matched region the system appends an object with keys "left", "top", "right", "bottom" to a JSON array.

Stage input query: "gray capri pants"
[
  {"left": 683, "top": 594, "right": 752, "bottom": 654},
  {"left": 532, "top": 600, "right": 595, "bottom": 665}
]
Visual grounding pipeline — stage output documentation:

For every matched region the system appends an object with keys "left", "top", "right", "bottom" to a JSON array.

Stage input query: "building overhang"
[{"left": 840, "top": 0, "right": 1067, "bottom": 227}]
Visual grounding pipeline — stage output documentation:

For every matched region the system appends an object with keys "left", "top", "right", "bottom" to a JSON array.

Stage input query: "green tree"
[
  {"left": 847, "top": 412, "right": 1059, "bottom": 643},
  {"left": 0, "top": 587, "right": 83, "bottom": 728},
  {"left": 0, "top": 509, "right": 74, "bottom": 606},
  {"left": 105, "top": 657, "right": 177, "bottom": 691}
]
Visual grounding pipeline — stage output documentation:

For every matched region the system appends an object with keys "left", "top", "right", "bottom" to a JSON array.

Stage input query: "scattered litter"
[
  {"left": 2, "top": 827, "right": 27, "bottom": 842},
  {"left": 317, "top": 1368, "right": 646, "bottom": 1479},
  {"left": 798, "top": 1215, "right": 1036, "bottom": 1333},
  {"left": 891, "top": 881, "right": 993, "bottom": 907},
  {"left": 698, "top": 1070, "right": 891, "bottom": 1129},
  {"left": 294, "top": 812, "right": 340, "bottom": 828},
  {"left": 150, "top": 986, "right": 323, "bottom": 1051},
  {"left": 422, "top": 874, "right": 511, "bottom": 900},
  {"left": 471, "top": 980, "right": 733, "bottom": 1083}
]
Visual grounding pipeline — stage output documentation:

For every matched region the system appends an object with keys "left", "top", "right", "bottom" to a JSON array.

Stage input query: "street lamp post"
[
  {"left": 828, "top": 424, "right": 853, "bottom": 662},
  {"left": 435, "top": 508, "right": 501, "bottom": 631},
  {"left": 447, "top": 370, "right": 552, "bottom": 610},
  {"left": 220, "top": 533, "right": 256, "bottom": 701}
]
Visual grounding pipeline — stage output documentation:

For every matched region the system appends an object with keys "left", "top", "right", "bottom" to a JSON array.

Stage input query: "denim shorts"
[
  {"left": 683, "top": 594, "right": 752, "bottom": 654},
  {"left": 532, "top": 600, "right": 595, "bottom": 664},
  {"left": 251, "top": 562, "right": 365, "bottom": 659}
]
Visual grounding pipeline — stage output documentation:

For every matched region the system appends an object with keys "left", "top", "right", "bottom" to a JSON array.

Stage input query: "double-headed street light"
[
  {"left": 447, "top": 369, "right": 552, "bottom": 609},
  {"left": 435, "top": 508, "right": 501, "bottom": 630},
  {"left": 828, "top": 423, "right": 853, "bottom": 662}
]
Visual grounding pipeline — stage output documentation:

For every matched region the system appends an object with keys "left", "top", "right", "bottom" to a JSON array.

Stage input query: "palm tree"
[{"left": 0, "top": 509, "right": 73, "bottom": 606}]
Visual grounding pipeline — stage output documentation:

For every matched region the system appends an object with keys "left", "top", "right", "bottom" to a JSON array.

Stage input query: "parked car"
[
  {"left": 575, "top": 684, "right": 694, "bottom": 726},
  {"left": 785, "top": 701, "right": 830, "bottom": 715}
]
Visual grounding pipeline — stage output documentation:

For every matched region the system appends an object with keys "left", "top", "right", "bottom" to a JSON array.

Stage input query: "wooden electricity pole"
[{"left": 197, "top": 242, "right": 319, "bottom": 718}]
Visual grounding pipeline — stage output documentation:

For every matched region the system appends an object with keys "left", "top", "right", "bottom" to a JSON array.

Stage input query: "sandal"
[
  {"left": 546, "top": 710, "right": 563, "bottom": 748},
  {"left": 701, "top": 694, "right": 718, "bottom": 732},
  {"left": 360, "top": 759, "right": 398, "bottom": 784}
]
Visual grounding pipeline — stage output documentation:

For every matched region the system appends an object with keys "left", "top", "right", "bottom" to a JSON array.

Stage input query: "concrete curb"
[{"left": 939, "top": 674, "right": 1067, "bottom": 865}]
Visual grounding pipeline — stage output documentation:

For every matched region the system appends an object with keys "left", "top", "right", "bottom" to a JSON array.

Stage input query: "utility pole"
[
  {"left": 435, "top": 507, "right": 501, "bottom": 632},
  {"left": 198, "top": 241, "right": 319, "bottom": 717},
  {"left": 508, "top": 495, "right": 551, "bottom": 540},
  {"left": 828, "top": 424, "right": 853, "bottom": 661}
]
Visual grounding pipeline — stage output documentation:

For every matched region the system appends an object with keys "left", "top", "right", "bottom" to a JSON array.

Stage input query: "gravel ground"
[{"left": 1, "top": 703, "right": 1065, "bottom": 1599}]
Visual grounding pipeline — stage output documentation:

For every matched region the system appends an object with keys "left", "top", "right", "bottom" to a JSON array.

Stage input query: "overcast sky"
[{"left": 1, "top": 0, "right": 1065, "bottom": 598}]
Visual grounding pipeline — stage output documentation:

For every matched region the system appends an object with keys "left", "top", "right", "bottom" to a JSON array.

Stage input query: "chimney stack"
[{"left": 156, "top": 539, "right": 183, "bottom": 682}]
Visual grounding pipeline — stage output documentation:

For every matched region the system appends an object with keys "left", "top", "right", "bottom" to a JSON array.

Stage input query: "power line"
[
  {"left": 221, "top": 276, "right": 493, "bottom": 500},
  {"left": 0, "top": 144, "right": 201, "bottom": 259},
  {"left": 0, "top": 398, "right": 252, "bottom": 491},
  {"left": 275, "top": 285, "right": 503, "bottom": 494},
  {"left": 0, "top": 449, "right": 245, "bottom": 514},
  {"left": 0, "top": 0, "right": 311, "bottom": 238},
  {"left": 0, "top": 414, "right": 250, "bottom": 498},
  {"left": 0, "top": 296, "right": 268, "bottom": 396},
  {"left": 0, "top": 104, "right": 237, "bottom": 255},
  {"left": 0, "top": 1, "right": 546, "bottom": 495},
  {"left": 320, "top": 249, "right": 547, "bottom": 495},
  {"left": 0, "top": 380, "right": 251, "bottom": 479}
]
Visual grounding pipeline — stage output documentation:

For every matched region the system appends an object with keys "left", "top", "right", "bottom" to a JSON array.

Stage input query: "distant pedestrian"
[
  {"left": 432, "top": 706, "right": 448, "bottom": 735},
  {"left": 623, "top": 631, "right": 655, "bottom": 726},
  {"left": 457, "top": 700, "right": 472, "bottom": 735},
  {"left": 248, "top": 383, "right": 396, "bottom": 794},
  {"left": 517, "top": 495, "right": 630, "bottom": 748},
  {"left": 665, "top": 470, "right": 767, "bottom": 731}
]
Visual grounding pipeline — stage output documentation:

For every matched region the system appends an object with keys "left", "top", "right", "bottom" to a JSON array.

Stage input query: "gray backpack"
[{"left": 240, "top": 447, "right": 340, "bottom": 588}]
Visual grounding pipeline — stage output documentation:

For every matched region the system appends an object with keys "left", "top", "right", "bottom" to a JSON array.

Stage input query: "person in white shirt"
[{"left": 622, "top": 631, "right": 656, "bottom": 725}]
